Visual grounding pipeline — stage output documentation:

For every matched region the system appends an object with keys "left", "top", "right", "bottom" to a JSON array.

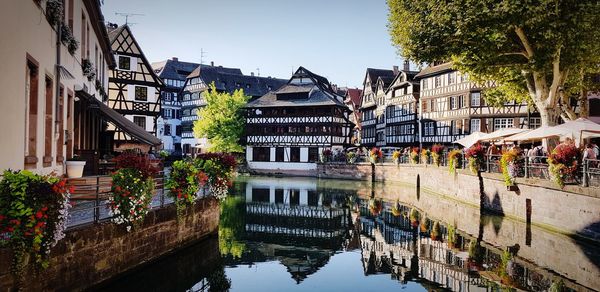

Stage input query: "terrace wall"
[
  {"left": 317, "top": 163, "right": 600, "bottom": 240},
  {"left": 0, "top": 197, "right": 219, "bottom": 291}
]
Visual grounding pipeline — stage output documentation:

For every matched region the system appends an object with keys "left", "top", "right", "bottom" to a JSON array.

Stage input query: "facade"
[
  {"left": 341, "top": 88, "right": 363, "bottom": 145},
  {"left": 107, "top": 24, "right": 164, "bottom": 151},
  {"left": 0, "top": 0, "right": 115, "bottom": 174},
  {"left": 416, "top": 62, "right": 536, "bottom": 145},
  {"left": 152, "top": 57, "right": 200, "bottom": 155},
  {"left": 382, "top": 67, "right": 420, "bottom": 147},
  {"left": 180, "top": 64, "right": 286, "bottom": 155},
  {"left": 359, "top": 68, "right": 398, "bottom": 147},
  {"left": 244, "top": 67, "right": 354, "bottom": 171}
]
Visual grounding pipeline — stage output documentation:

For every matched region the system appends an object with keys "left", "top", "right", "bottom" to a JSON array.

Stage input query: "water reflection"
[{"left": 95, "top": 176, "right": 600, "bottom": 292}]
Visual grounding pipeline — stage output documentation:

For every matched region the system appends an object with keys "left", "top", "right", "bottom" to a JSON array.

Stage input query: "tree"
[
  {"left": 193, "top": 83, "right": 250, "bottom": 153},
  {"left": 387, "top": 0, "right": 600, "bottom": 126}
]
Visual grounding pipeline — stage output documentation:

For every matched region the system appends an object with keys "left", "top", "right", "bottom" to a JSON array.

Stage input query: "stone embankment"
[
  {"left": 0, "top": 197, "right": 219, "bottom": 291},
  {"left": 316, "top": 163, "right": 600, "bottom": 240}
]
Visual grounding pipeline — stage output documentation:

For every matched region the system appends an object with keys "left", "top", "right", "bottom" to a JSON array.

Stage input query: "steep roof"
[
  {"left": 246, "top": 67, "right": 347, "bottom": 108},
  {"left": 151, "top": 59, "right": 200, "bottom": 81},
  {"left": 414, "top": 62, "right": 454, "bottom": 79},
  {"left": 365, "top": 68, "right": 396, "bottom": 90},
  {"left": 345, "top": 88, "right": 363, "bottom": 107}
]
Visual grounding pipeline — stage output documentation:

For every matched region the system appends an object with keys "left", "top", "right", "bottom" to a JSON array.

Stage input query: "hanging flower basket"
[
  {"left": 500, "top": 149, "right": 520, "bottom": 187},
  {"left": 391, "top": 199, "right": 402, "bottom": 217},
  {"left": 45, "top": 0, "right": 63, "bottom": 27},
  {"left": 448, "top": 149, "right": 462, "bottom": 175},
  {"left": 369, "top": 147, "right": 383, "bottom": 164},
  {"left": 392, "top": 150, "right": 401, "bottom": 165},
  {"left": 548, "top": 143, "right": 580, "bottom": 188},
  {"left": 420, "top": 148, "right": 431, "bottom": 164},
  {"left": 368, "top": 198, "right": 383, "bottom": 216},
  {"left": 409, "top": 207, "right": 420, "bottom": 227},
  {"left": 465, "top": 143, "right": 485, "bottom": 175}
]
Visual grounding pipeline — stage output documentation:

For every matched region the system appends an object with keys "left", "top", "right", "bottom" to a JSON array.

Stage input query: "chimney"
[
  {"left": 210, "top": 61, "right": 214, "bottom": 66},
  {"left": 393, "top": 65, "right": 399, "bottom": 75},
  {"left": 403, "top": 60, "right": 410, "bottom": 71},
  {"left": 251, "top": 72, "right": 254, "bottom": 76},
  {"left": 172, "top": 57, "right": 178, "bottom": 62}
]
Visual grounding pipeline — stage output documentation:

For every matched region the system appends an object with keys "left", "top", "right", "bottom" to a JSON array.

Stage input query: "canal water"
[{"left": 94, "top": 176, "right": 600, "bottom": 292}]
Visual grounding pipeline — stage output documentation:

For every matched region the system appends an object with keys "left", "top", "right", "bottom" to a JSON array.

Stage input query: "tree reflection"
[{"left": 219, "top": 196, "right": 246, "bottom": 259}]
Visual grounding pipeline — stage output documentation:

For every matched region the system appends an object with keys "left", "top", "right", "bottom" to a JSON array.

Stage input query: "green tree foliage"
[
  {"left": 219, "top": 196, "right": 246, "bottom": 259},
  {"left": 193, "top": 83, "right": 250, "bottom": 153},
  {"left": 387, "top": 0, "right": 600, "bottom": 126}
]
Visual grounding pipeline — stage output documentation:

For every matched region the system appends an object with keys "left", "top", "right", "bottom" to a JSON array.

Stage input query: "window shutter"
[{"left": 464, "top": 119, "right": 470, "bottom": 134}]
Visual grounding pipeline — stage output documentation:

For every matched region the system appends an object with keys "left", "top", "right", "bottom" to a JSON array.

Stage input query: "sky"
[{"left": 102, "top": 0, "right": 404, "bottom": 88}]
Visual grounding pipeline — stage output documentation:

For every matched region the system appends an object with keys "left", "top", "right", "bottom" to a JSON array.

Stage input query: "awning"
[
  {"left": 76, "top": 90, "right": 162, "bottom": 146},
  {"left": 453, "top": 132, "right": 487, "bottom": 148}
]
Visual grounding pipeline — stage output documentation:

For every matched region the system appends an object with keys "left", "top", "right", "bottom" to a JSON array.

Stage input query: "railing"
[
  {"left": 321, "top": 152, "right": 600, "bottom": 188},
  {"left": 66, "top": 169, "right": 210, "bottom": 229}
]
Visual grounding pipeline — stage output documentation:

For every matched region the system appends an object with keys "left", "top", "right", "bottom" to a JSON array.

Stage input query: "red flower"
[{"left": 35, "top": 211, "right": 43, "bottom": 219}]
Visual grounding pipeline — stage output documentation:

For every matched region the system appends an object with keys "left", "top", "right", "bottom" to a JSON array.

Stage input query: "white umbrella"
[
  {"left": 480, "top": 128, "right": 528, "bottom": 142},
  {"left": 505, "top": 118, "right": 600, "bottom": 147},
  {"left": 453, "top": 132, "right": 487, "bottom": 148}
]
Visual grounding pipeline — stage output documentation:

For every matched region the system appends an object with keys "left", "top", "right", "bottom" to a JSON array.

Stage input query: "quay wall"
[
  {"left": 316, "top": 163, "right": 600, "bottom": 240},
  {"left": 0, "top": 197, "right": 220, "bottom": 291}
]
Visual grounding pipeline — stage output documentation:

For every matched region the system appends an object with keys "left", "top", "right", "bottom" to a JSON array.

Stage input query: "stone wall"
[
  {"left": 318, "top": 163, "right": 600, "bottom": 240},
  {"left": 0, "top": 197, "right": 220, "bottom": 291}
]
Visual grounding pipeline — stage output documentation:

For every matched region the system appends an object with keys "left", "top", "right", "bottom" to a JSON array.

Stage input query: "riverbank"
[
  {"left": 0, "top": 197, "right": 219, "bottom": 291},
  {"left": 248, "top": 162, "right": 600, "bottom": 241}
]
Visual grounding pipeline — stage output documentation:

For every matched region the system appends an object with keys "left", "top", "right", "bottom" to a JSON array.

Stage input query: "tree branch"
[
  {"left": 514, "top": 27, "right": 534, "bottom": 58},
  {"left": 498, "top": 52, "right": 528, "bottom": 58}
]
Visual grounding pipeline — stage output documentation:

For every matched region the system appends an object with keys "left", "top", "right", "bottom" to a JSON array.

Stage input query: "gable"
[{"left": 109, "top": 26, "right": 162, "bottom": 86}]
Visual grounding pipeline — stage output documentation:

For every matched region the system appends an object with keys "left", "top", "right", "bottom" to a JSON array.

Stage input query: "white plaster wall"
[{"left": 300, "top": 147, "right": 308, "bottom": 162}]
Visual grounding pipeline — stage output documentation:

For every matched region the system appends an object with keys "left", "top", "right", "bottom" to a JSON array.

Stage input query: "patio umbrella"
[
  {"left": 453, "top": 132, "right": 487, "bottom": 148},
  {"left": 479, "top": 128, "right": 528, "bottom": 142},
  {"left": 505, "top": 118, "right": 600, "bottom": 147}
]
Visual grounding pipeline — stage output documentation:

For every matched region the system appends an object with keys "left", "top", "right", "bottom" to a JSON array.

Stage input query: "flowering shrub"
[
  {"left": 108, "top": 168, "right": 154, "bottom": 231},
  {"left": 114, "top": 152, "right": 158, "bottom": 179},
  {"left": 448, "top": 149, "right": 462, "bottom": 174},
  {"left": 369, "top": 147, "right": 383, "bottom": 164},
  {"left": 320, "top": 149, "right": 332, "bottom": 163},
  {"left": 431, "top": 144, "right": 444, "bottom": 166},
  {"left": 392, "top": 150, "right": 401, "bottom": 165},
  {"left": 410, "top": 147, "right": 420, "bottom": 164},
  {"left": 420, "top": 148, "right": 431, "bottom": 164},
  {"left": 368, "top": 198, "right": 383, "bottom": 216},
  {"left": 346, "top": 151, "right": 357, "bottom": 164},
  {"left": 195, "top": 153, "right": 237, "bottom": 200},
  {"left": 548, "top": 144, "right": 580, "bottom": 188},
  {"left": 0, "top": 170, "right": 71, "bottom": 277},
  {"left": 500, "top": 149, "right": 520, "bottom": 186},
  {"left": 165, "top": 160, "right": 206, "bottom": 219},
  {"left": 465, "top": 143, "right": 485, "bottom": 174}
]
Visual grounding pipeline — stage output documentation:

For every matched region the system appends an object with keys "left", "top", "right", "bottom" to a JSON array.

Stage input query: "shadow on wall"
[{"left": 576, "top": 221, "right": 600, "bottom": 269}]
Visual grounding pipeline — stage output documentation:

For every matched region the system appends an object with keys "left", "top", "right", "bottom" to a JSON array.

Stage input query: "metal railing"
[
  {"left": 323, "top": 152, "right": 600, "bottom": 188},
  {"left": 66, "top": 169, "right": 210, "bottom": 229}
]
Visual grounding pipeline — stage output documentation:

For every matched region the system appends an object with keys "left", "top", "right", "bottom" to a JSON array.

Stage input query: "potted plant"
[
  {"left": 500, "top": 149, "right": 520, "bottom": 189},
  {"left": 410, "top": 147, "right": 420, "bottom": 164},
  {"left": 65, "top": 155, "right": 86, "bottom": 178},
  {"left": 409, "top": 207, "right": 420, "bottom": 227},
  {"left": 548, "top": 143, "right": 580, "bottom": 188},
  {"left": 81, "top": 59, "right": 96, "bottom": 81},
  {"left": 391, "top": 199, "right": 402, "bottom": 217},
  {"left": 369, "top": 147, "right": 383, "bottom": 164},
  {"left": 45, "top": 0, "right": 63, "bottom": 27},
  {"left": 447, "top": 149, "right": 462, "bottom": 175},
  {"left": 420, "top": 148, "right": 431, "bottom": 164}
]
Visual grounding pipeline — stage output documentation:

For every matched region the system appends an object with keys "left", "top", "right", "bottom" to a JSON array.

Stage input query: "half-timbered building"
[
  {"left": 244, "top": 67, "right": 354, "bottom": 171},
  {"left": 107, "top": 24, "right": 164, "bottom": 151},
  {"left": 359, "top": 68, "right": 398, "bottom": 147},
  {"left": 383, "top": 67, "right": 420, "bottom": 147},
  {"left": 180, "top": 64, "right": 286, "bottom": 155},
  {"left": 152, "top": 57, "right": 199, "bottom": 155},
  {"left": 415, "top": 62, "right": 537, "bottom": 145},
  {"left": 342, "top": 88, "right": 363, "bottom": 144}
]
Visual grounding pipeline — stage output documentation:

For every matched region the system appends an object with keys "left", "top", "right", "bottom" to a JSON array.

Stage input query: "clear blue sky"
[{"left": 102, "top": 0, "right": 404, "bottom": 88}]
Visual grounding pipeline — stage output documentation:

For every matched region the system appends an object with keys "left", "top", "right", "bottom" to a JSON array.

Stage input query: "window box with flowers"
[
  {"left": 107, "top": 153, "right": 158, "bottom": 232},
  {"left": 45, "top": 0, "right": 63, "bottom": 27},
  {"left": 0, "top": 170, "right": 71, "bottom": 281},
  {"left": 60, "top": 23, "right": 79, "bottom": 55}
]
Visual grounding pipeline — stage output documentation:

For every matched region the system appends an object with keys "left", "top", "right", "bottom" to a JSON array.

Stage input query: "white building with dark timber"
[{"left": 244, "top": 67, "right": 354, "bottom": 171}]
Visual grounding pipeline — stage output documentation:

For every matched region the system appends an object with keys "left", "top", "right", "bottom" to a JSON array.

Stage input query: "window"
[
  {"left": 164, "top": 124, "right": 171, "bottom": 136},
  {"left": 44, "top": 76, "right": 54, "bottom": 165},
  {"left": 275, "top": 148, "right": 284, "bottom": 162},
  {"left": 133, "top": 116, "right": 146, "bottom": 130},
  {"left": 448, "top": 72, "right": 455, "bottom": 85},
  {"left": 163, "top": 108, "right": 173, "bottom": 119},
  {"left": 423, "top": 78, "right": 428, "bottom": 90},
  {"left": 471, "top": 92, "right": 481, "bottom": 107},
  {"left": 135, "top": 86, "right": 147, "bottom": 101},
  {"left": 435, "top": 76, "right": 441, "bottom": 88},
  {"left": 529, "top": 117, "right": 541, "bottom": 129},
  {"left": 118, "top": 56, "right": 131, "bottom": 70},
  {"left": 449, "top": 96, "right": 457, "bottom": 110},
  {"left": 290, "top": 147, "right": 300, "bottom": 162},
  {"left": 25, "top": 58, "right": 39, "bottom": 165},
  {"left": 176, "top": 125, "right": 182, "bottom": 136},
  {"left": 494, "top": 118, "right": 514, "bottom": 130},
  {"left": 429, "top": 99, "right": 436, "bottom": 112},
  {"left": 252, "top": 147, "right": 270, "bottom": 162},
  {"left": 163, "top": 92, "right": 172, "bottom": 101},
  {"left": 422, "top": 100, "right": 428, "bottom": 112},
  {"left": 424, "top": 122, "right": 435, "bottom": 136},
  {"left": 470, "top": 119, "right": 481, "bottom": 133},
  {"left": 453, "top": 120, "right": 463, "bottom": 135},
  {"left": 308, "top": 147, "right": 319, "bottom": 162},
  {"left": 458, "top": 95, "right": 465, "bottom": 108}
]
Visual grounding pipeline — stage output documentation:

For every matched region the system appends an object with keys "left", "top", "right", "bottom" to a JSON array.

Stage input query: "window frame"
[{"left": 135, "top": 86, "right": 148, "bottom": 101}]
